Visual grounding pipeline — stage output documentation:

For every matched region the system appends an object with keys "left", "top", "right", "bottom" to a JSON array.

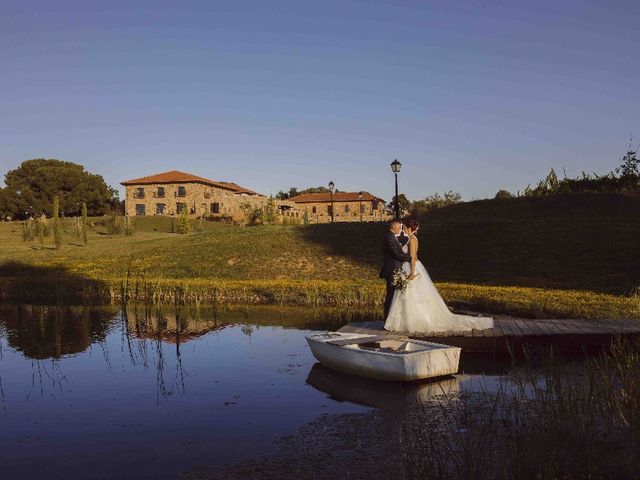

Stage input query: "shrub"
[
  {"left": 35, "top": 214, "right": 48, "bottom": 248},
  {"left": 53, "top": 196, "right": 62, "bottom": 249},
  {"left": 21, "top": 218, "right": 35, "bottom": 242},
  {"left": 124, "top": 216, "right": 135, "bottom": 236},
  {"left": 105, "top": 211, "right": 123, "bottom": 235},
  {"left": 81, "top": 202, "right": 88, "bottom": 245},
  {"left": 177, "top": 210, "right": 191, "bottom": 234},
  {"left": 495, "top": 189, "right": 513, "bottom": 199}
]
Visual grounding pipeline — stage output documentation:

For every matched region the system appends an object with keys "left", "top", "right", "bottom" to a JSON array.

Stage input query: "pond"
[{"left": 0, "top": 303, "right": 518, "bottom": 479}]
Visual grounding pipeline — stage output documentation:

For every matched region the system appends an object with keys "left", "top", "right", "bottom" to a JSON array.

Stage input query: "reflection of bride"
[{"left": 385, "top": 219, "right": 493, "bottom": 334}]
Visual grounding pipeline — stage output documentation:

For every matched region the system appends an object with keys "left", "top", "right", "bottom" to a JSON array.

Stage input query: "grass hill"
[{"left": 0, "top": 192, "right": 638, "bottom": 319}]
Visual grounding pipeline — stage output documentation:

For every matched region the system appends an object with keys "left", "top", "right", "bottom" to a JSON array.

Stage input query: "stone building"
[
  {"left": 121, "top": 170, "right": 268, "bottom": 222},
  {"left": 290, "top": 191, "right": 389, "bottom": 223}
]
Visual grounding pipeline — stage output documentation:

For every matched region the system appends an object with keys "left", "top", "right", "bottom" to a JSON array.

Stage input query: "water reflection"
[
  {"left": 306, "top": 363, "right": 461, "bottom": 410},
  {"left": 3, "top": 304, "right": 116, "bottom": 359}
]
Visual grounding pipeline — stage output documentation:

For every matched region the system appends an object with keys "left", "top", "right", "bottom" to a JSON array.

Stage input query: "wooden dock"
[{"left": 338, "top": 314, "right": 640, "bottom": 355}]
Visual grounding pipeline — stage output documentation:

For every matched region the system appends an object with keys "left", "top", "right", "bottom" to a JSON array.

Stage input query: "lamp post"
[
  {"left": 328, "top": 181, "right": 335, "bottom": 223},
  {"left": 390, "top": 159, "right": 402, "bottom": 220},
  {"left": 358, "top": 191, "right": 363, "bottom": 222}
]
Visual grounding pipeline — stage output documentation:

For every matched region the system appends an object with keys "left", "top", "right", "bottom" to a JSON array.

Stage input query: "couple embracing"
[{"left": 380, "top": 219, "right": 493, "bottom": 333}]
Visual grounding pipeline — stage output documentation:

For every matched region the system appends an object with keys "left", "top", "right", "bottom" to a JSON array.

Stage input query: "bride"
[{"left": 384, "top": 219, "right": 493, "bottom": 333}]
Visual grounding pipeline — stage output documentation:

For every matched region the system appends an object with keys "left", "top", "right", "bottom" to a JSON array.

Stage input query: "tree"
[
  {"left": 261, "top": 196, "right": 277, "bottom": 225},
  {"left": 389, "top": 193, "right": 411, "bottom": 216},
  {"left": 617, "top": 149, "right": 639, "bottom": 177},
  {"left": 0, "top": 159, "right": 117, "bottom": 220},
  {"left": 0, "top": 188, "right": 9, "bottom": 220},
  {"left": 495, "top": 189, "right": 514, "bottom": 199},
  {"left": 409, "top": 191, "right": 463, "bottom": 216}
]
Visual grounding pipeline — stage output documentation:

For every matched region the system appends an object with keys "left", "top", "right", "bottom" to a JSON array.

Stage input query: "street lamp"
[
  {"left": 328, "top": 181, "right": 335, "bottom": 223},
  {"left": 358, "top": 191, "right": 363, "bottom": 222},
  {"left": 390, "top": 159, "right": 402, "bottom": 220}
]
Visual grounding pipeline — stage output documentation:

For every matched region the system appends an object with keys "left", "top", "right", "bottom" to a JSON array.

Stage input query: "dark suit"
[{"left": 379, "top": 231, "right": 412, "bottom": 319}]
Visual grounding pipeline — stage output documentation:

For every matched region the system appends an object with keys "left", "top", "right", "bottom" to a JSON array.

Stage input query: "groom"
[{"left": 379, "top": 220, "right": 412, "bottom": 319}]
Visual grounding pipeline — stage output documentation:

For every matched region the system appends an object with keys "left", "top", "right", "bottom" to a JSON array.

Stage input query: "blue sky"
[{"left": 1, "top": 1, "right": 638, "bottom": 201}]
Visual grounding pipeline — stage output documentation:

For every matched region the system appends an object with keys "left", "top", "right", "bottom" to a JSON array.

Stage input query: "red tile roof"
[
  {"left": 121, "top": 170, "right": 259, "bottom": 195},
  {"left": 290, "top": 192, "right": 384, "bottom": 203}
]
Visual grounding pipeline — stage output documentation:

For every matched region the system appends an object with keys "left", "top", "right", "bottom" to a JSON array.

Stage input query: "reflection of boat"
[
  {"left": 306, "top": 363, "right": 460, "bottom": 410},
  {"left": 306, "top": 332, "right": 461, "bottom": 382}
]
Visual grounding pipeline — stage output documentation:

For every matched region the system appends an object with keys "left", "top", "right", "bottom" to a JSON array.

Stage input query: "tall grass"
[{"left": 400, "top": 339, "right": 640, "bottom": 479}]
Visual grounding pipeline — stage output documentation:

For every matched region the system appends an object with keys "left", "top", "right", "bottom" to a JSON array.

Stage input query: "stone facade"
[
  {"left": 124, "top": 181, "right": 260, "bottom": 220},
  {"left": 122, "top": 171, "right": 270, "bottom": 223},
  {"left": 122, "top": 170, "right": 302, "bottom": 224},
  {"left": 290, "top": 192, "right": 390, "bottom": 223},
  {"left": 122, "top": 171, "right": 390, "bottom": 225}
]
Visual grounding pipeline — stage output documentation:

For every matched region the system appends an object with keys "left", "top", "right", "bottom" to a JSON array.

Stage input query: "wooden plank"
[
  {"left": 526, "top": 318, "right": 549, "bottom": 336},
  {"left": 508, "top": 319, "right": 528, "bottom": 337},
  {"left": 498, "top": 318, "right": 522, "bottom": 337},
  {"left": 546, "top": 319, "right": 574, "bottom": 335},
  {"left": 534, "top": 319, "right": 561, "bottom": 336},
  {"left": 517, "top": 318, "right": 547, "bottom": 336}
]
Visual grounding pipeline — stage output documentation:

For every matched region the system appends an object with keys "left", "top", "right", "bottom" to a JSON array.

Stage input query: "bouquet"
[{"left": 391, "top": 268, "right": 410, "bottom": 293}]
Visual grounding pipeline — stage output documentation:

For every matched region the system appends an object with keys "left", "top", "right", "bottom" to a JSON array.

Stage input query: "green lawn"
[{"left": 0, "top": 193, "right": 638, "bottom": 319}]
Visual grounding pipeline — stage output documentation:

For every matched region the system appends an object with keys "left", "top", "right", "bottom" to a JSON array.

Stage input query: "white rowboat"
[{"left": 306, "top": 332, "right": 461, "bottom": 382}]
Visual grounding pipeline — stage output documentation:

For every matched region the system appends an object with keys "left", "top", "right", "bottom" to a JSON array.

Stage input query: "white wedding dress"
[{"left": 384, "top": 244, "right": 493, "bottom": 333}]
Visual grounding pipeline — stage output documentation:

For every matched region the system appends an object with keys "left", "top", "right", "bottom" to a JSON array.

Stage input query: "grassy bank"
[{"left": 0, "top": 193, "right": 638, "bottom": 318}]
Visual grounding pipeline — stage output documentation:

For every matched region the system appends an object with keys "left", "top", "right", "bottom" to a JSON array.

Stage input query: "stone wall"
[
  {"left": 295, "top": 199, "right": 390, "bottom": 223},
  {"left": 124, "top": 182, "right": 266, "bottom": 222},
  {"left": 124, "top": 183, "right": 301, "bottom": 224}
]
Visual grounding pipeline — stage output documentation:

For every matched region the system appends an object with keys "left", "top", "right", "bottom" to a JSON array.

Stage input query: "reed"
[{"left": 399, "top": 338, "right": 640, "bottom": 480}]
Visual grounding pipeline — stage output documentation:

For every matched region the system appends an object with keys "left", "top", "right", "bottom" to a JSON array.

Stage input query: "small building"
[
  {"left": 121, "top": 170, "right": 265, "bottom": 222},
  {"left": 290, "top": 192, "right": 389, "bottom": 223}
]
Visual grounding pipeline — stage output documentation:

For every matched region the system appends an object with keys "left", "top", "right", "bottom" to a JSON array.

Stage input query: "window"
[
  {"left": 156, "top": 203, "right": 166, "bottom": 215},
  {"left": 327, "top": 205, "right": 333, "bottom": 216},
  {"left": 372, "top": 200, "right": 379, "bottom": 211},
  {"left": 176, "top": 202, "right": 187, "bottom": 214},
  {"left": 210, "top": 202, "right": 220, "bottom": 214},
  {"left": 177, "top": 186, "right": 186, "bottom": 197},
  {"left": 155, "top": 187, "right": 165, "bottom": 198},
  {"left": 360, "top": 204, "right": 366, "bottom": 214},
  {"left": 135, "top": 204, "right": 146, "bottom": 215},
  {"left": 344, "top": 205, "right": 350, "bottom": 213},
  {"left": 312, "top": 206, "right": 317, "bottom": 214},
  {"left": 135, "top": 187, "right": 145, "bottom": 199}
]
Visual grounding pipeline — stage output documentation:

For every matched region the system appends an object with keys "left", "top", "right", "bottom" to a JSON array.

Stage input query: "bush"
[
  {"left": 177, "top": 210, "right": 191, "bottom": 234},
  {"left": 410, "top": 191, "right": 462, "bottom": 216},
  {"left": 21, "top": 218, "right": 35, "bottom": 242},
  {"left": 105, "top": 211, "right": 123, "bottom": 235},
  {"left": 53, "top": 196, "right": 62, "bottom": 250},
  {"left": 495, "top": 189, "right": 513, "bottom": 199}
]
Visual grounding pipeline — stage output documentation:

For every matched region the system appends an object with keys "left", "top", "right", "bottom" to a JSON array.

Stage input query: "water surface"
[{"left": 0, "top": 304, "right": 506, "bottom": 479}]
